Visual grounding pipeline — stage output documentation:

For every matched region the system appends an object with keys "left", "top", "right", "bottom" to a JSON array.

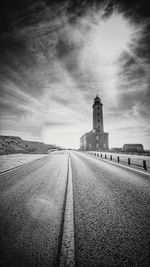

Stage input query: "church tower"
[{"left": 92, "top": 95, "right": 103, "bottom": 132}]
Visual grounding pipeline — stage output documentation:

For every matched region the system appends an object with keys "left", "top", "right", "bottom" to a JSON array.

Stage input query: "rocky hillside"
[{"left": 0, "top": 135, "right": 60, "bottom": 155}]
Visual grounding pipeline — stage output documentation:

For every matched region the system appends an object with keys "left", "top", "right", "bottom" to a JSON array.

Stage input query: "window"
[
  {"left": 96, "top": 136, "right": 99, "bottom": 140},
  {"left": 97, "top": 107, "right": 99, "bottom": 110},
  {"left": 97, "top": 113, "right": 99, "bottom": 116},
  {"left": 98, "top": 120, "right": 100, "bottom": 122},
  {"left": 96, "top": 144, "right": 99, "bottom": 149},
  {"left": 89, "top": 144, "right": 92, "bottom": 149}
]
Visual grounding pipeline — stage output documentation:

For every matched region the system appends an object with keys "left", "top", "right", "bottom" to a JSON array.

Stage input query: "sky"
[{"left": 0, "top": 0, "right": 150, "bottom": 149}]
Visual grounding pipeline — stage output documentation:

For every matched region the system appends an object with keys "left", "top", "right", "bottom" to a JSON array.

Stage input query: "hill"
[{"left": 0, "top": 135, "right": 60, "bottom": 155}]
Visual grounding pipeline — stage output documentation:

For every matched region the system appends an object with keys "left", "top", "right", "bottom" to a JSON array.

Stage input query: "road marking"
[
  {"left": 0, "top": 163, "right": 28, "bottom": 176},
  {"left": 60, "top": 157, "right": 75, "bottom": 267},
  {"left": 90, "top": 154, "right": 150, "bottom": 176},
  {"left": 0, "top": 156, "right": 47, "bottom": 176}
]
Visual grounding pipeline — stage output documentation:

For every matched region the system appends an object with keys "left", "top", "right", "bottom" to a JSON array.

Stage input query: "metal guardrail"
[{"left": 90, "top": 152, "right": 148, "bottom": 171}]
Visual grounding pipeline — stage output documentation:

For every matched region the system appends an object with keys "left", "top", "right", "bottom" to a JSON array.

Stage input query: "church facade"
[{"left": 80, "top": 95, "right": 109, "bottom": 151}]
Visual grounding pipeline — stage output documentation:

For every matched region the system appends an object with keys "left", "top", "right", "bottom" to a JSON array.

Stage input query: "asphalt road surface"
[
  {"left": 0, "top": 151, "right": 150, "bottom": 267},
  {"left": 0, "top": 153, "right": 68, "bottom": 267},
  {"left": 70, "top": 151, "right": 150, "bottom": 267}
]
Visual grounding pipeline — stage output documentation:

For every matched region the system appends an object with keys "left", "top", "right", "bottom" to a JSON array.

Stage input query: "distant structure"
[
  {"left": 80, "top": 95, "right": 109, "bottom": 151},
  {"left": 123, "top": 144, "right": 144, "bottom": 152},
  {"left": 111, "top": 147, "right": 123, "bottom": 153}
]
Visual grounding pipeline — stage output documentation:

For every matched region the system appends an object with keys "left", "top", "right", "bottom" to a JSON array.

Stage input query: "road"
[
  {"left": 70, "top": 151, "right": 150, "bottom": 267},
  {"left": 0, "top": 151, "right": 150, "bottom": 267},
  {"left": 0, "top": 153, "right": 68, "bottom": 267}
]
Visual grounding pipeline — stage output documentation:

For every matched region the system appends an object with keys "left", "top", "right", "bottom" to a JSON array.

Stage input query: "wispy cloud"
[{"left": 0, "top": 0, "right": 150, "bottom": 148}]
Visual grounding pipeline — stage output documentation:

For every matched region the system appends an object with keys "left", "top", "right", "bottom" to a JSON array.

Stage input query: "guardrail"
[{"left": 89, "top": 152, "right": 148, "bottom": 171}]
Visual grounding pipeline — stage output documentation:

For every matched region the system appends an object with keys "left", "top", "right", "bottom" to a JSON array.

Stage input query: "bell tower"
[{"left": 92, "top": 94, "right": 104, "bottom": 132}]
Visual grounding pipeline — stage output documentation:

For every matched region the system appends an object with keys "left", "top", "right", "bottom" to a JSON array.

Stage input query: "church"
[{"left": 80, "top": 95, "right": 109, "bottom": 151}]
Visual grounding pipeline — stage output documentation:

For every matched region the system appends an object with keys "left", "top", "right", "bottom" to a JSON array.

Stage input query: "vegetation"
[{"left": 0, "top": 135, "right": 61, "bottom": 155}]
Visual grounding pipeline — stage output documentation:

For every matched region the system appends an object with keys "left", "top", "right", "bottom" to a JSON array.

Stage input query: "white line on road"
[
  {"left": 60, "top": 157, "right": 75, "bottom": 267},
  {"left": 0, "top": 157, "right": 47, "bottom": 176},
  {"left": 0, "top": 163, "right": 28, "bottom": 176}
]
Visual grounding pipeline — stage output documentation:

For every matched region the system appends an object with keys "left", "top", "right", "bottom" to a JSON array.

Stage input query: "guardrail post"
[
  {"left": 110, "top": 155, "right": 112, "bottom": 160},
  {"left": 101, "top": 154, "right": 102, "bottom": 158},
  {"left": 105, "top": 154, "right": 107, "bottom": 159},
  {"left": 117, "top": 156, "right": 120, "bottom": 163},
  {"left": 97, "top": 153, "right": 99, "bottom": 157},
  {"left": 143, "top": 160, "right": 147, "bottom": 170},
  {"left": 128, "top": 158, "right": 130, "bottom": 165}
]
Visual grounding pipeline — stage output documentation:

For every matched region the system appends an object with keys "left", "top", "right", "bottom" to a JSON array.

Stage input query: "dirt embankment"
[{"left": 0, "top": 135, "right": 59, "bottom": 155}]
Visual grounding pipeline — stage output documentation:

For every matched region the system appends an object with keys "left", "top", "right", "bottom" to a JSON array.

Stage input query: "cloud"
[{"left": 0, "top": 0, "right": 150, "bottom": 148}]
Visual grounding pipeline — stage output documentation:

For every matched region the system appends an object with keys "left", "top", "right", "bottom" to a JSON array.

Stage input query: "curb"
[{"left": 88, "top": 153, "right": 150, "bottom": 176}]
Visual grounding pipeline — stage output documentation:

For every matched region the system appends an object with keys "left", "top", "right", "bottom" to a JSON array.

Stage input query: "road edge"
[
  {"left": 0, "top": 155, "right": 48, "bottom": 176},
  {"left": 84, "top": 152, "right": 150, "bottom": 176},
  {"left": 59, "top": 156, "right": 75, "bottom": 267}
]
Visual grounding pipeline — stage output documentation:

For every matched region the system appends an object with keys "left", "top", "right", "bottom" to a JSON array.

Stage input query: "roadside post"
[{"left": 143, "top": 160, "right": 147, "bottom": 170}]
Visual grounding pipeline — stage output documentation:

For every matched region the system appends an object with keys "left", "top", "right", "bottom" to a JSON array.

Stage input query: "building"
[
  {"left": 110, "top": 147, "right": 123, "bottom": 153},
  {"left": 80, "top": 95, "right": 109, "bottom": 151},
  {"left": 123, "top": 144, "right": 144, "bottom": 152}
]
